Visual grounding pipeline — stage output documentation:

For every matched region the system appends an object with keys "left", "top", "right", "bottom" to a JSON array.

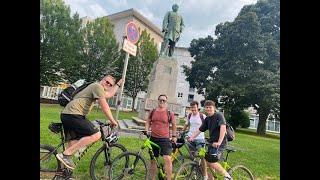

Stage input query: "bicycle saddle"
[{"left": 48, "top": 122, "right": 63, "bottom": 134}]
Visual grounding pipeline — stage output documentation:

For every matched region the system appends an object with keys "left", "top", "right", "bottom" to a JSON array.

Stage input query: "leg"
[
  {"left": 63, "top": 131, "right": 101, "bottom": 155},
  {"left": 207, "top": 162, "right": 230, "bottom": 177},
  {"left": 150, "top": 159, "right": 158, "bottom": 180},
  {"left": 201, "top": 159, "right": 208, "bottom": 178},
  {"left": 150, "top": 136, "right": 161, "bottom": 180},
  {"left": 67, "top": 140, "right": 78, "bottom": 149},
  {"left": 61, "top": 114, "right": 100, "bottom": 156},
  {"left": 160, "top": 38, "right": 170, "bottom": 56},
  {"left": 168, "top": 40, "right": 176, "bottom": 57},
  {"left": 163, "top": 155, "right": 172, "bottom": 180}
]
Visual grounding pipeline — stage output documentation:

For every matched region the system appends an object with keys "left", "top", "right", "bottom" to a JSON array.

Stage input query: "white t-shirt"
[{"left": 186, "top": 113, "right": 206, "bottom": 140}]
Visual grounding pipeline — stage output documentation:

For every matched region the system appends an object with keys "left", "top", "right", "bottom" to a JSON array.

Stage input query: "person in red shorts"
[{"left": 145, "top": 94, "right": 177, "bottom": 180}]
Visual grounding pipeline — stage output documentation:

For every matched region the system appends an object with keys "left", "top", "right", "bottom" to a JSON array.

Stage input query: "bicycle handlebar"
[{"left": 95, "top": 120, "right": 111, "bottom": 127}]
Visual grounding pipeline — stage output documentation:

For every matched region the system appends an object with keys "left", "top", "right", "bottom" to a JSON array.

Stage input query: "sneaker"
[
  {"left": 224, "top": 176, "right": 233, "bottom": 180},
  {"left": 56, "top": 153, "right": 76, "bottom": 170}
]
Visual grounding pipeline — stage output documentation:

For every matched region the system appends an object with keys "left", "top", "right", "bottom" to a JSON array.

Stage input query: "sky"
[{"left": 63, "top": 0, "right": 258, "bottom": 47}]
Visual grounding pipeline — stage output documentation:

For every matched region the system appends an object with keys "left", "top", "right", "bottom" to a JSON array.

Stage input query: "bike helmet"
[{"left": 106, "top": 131, "right": 119, "bottom": 144}]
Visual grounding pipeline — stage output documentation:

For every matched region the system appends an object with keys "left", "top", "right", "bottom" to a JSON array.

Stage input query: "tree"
[
  {"left": 123, "top": 30, "right": 158, "bottom": 111},
  {"left": 228, "top": 110, "right": 250, "bottom": 129},
  {"left": 69, "top": 17, "right": 122, "bottom": 83},
  {"left": 40, "top": 0, "right": 83, "bottom": 85},
  {"left": 184, "top": 0, "right": 279, "bottom": 135}
]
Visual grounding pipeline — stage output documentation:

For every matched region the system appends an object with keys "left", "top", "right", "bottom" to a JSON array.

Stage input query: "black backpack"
[
  {"left": 57, "top": 82, "right": 92, "bottom": 107},
  {"left": 226, "top": 122, "right": 235, "bottom": 141}
]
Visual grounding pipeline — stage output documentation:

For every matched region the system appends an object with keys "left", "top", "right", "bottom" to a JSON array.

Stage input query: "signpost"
[{"left": 115, "top": 22, "right": 139, "bottom": 121}]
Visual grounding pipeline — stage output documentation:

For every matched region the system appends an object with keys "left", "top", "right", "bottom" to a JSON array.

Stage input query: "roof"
[{"left": 107, "top": 8, "right": 163, "bottom": 38}]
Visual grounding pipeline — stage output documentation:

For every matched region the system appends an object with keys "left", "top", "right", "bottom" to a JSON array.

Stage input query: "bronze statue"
[{"left": 160, "top": 4, "right": 185, "bottom": 57}]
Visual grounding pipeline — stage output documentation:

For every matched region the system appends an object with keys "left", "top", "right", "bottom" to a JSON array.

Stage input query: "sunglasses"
[
  {"left": 105, "top": 80, "right": 114, "bottom": 87},
  {"left": 158, "top": 99, "right": 167, "bottom": 103}
]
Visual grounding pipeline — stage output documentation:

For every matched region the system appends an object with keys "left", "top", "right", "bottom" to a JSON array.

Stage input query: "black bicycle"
[{"left": 40, "top": 120, "right": 127, "bottom": 180}]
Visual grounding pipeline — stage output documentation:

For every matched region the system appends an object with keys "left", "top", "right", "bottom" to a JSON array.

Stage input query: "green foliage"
[
  {"left": 228, "top": 110, "right": 250, "bottom": 129},
  {"left": 185, "top": 0, "right": 279, "bottom": 135},
  {"left": 40, "top": 0, "right": 83, "bottom": 85},
  {"left": 40, "top": 0, "right": 121, "bottom": 85},
  {"left": 77, "top": 17, "right": 122, "bottom": 82},
  {"left": 123, "top": 29, "right": 158, "bottom": 111}
]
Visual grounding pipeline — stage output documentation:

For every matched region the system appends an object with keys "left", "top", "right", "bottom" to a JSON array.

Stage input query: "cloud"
[
  {"left": 89, "top": 4, "right": 107, "bottom": 18},
  {"left": 64, "top": 0, "right": 108, "bottom": 18},
  {"left": 63, "top": 0, "right": 259, "bottom": 47},
  {"left": 136, "top": 7, "right": 162, "bottom": 27},
  {"left": 177, "top": 23, "right": 218, "bottom": 47}
]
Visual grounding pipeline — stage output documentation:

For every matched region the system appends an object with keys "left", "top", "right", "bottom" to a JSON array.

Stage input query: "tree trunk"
[
  {"left": 257, "top": 108, "right": 270, "bottom": 136},
  {"left": 132, "top": 96, "right": 136, "bottom": 112}
]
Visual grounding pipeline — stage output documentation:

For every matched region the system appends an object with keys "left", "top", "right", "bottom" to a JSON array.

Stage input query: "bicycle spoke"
[
  {"left": 110, "top": 152, "right": 148, "bottom": 180},
  {"left": 229, "top": 165, "right": 254, "bottom": 180}
]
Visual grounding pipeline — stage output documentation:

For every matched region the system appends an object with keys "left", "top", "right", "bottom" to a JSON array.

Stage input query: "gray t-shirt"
[{"left": 199, "top": 112, "right": 227, "bottom": 145}]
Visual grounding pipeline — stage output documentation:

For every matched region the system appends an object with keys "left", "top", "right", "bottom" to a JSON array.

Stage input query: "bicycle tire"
[
  {"left": 174, "top": 161, "right": 203, "bottom": 180},
  {"left": 109, "top": 151, "right": 148, "bottom": 180},
  {"left": 40, "top": 144, "right": 60, "bottom": 179},
  {"left": 172, "top": 155, "right": 193, "bottom": 172},
  {"left": 90, "top": 143, "right": 127, "bottom": 180},
  {"left": 228, "top": 164, "right": 254, "bottom": 180}
]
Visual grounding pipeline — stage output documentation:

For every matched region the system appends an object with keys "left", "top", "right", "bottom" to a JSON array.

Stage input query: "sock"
[
  {"left": 203, "top": 175, "right": 208, "bottom": 180},
  {"left": 63, "top": 152, "right": 72, "bottom": 157},
  {"left": 224, "top": 172, "right": 231, "bottom": 178}
]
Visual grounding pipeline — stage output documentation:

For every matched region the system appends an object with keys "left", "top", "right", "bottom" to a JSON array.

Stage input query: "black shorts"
[
  {"left": 205, "top": 145, "right": 225, "bottom": 163},
  {"left": 150, "top": 136, "right": 172, "bottom": 159},
  {"left": 60, "top": 113, "right": 99, "bottom": 141}
]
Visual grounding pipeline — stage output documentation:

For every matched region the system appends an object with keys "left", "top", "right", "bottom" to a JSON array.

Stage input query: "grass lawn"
[{"left": 40, "top": 104, "right": 279, "bottom": 180}]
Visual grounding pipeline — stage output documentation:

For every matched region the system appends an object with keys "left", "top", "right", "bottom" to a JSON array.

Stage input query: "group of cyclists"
[{"left": 55, "top": 74, "right": 233, "bottom": 180}]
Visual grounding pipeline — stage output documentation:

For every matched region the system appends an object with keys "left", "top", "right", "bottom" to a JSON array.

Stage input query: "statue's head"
[{"left": 172, "top": 4, "right": 179, "bottom": 12}]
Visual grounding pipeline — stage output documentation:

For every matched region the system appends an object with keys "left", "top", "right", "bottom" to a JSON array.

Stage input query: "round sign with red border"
[{"left": 126, "top": 22, "right": 140, "bottom": 44}]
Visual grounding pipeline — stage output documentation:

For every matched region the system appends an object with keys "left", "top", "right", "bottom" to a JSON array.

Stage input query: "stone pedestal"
[{"left": 138, "top": 56, "right": 182, "bottom": 122}]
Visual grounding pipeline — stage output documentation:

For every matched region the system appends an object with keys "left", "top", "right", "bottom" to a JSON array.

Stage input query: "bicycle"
[
  {"left": 108, "top": 130, "right": 191, "bottom": 180},
  {"left": 173, "top": 141, "right": 254, "bottom": 180},
  {"left": 172, "top": 130, "right": 209, "bottom": 166},
  {"left": 40, "top": 120, "right": 127, "bottom": 180}
]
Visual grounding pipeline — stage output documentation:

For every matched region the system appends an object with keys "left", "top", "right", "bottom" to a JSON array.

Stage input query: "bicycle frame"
[
  {"left": 42, "top": 121, "right": 114, "bottom": 171},
  {"left": 136, "top": 135, "right": 167, "bottom": 178},
  {"left": 194, "top": 145, "right": 232, "bottom": 178}
]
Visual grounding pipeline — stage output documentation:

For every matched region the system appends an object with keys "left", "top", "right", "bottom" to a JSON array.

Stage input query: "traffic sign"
[
  {"left": 126, "top": 22, "right": 140, "bottom": 44},
  {"left": 123, "top": 38, "right": 137, "bottom": 56}
]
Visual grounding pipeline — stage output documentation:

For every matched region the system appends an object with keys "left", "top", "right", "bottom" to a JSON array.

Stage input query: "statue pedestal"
[{"left": 138, "top": 56, "right": 182, "bottom": 122}]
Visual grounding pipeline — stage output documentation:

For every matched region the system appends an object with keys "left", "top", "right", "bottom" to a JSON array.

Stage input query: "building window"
[
  {"left": 178, "top": 92, "right": 183, "bottom": 97},
  {"left": 188, "top": 94, "right": 194, "bottom": 102}
]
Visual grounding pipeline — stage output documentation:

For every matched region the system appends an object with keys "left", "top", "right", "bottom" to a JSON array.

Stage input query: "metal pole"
[{"left": 115, "top": 52, "right": 130, "bottom": 121}]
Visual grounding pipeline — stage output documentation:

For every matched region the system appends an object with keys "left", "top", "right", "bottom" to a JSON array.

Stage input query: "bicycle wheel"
[
  {"left": 172, "top": 155, "right": 192, "bottom": 173},
  {"left": 228, "top": 165, "right": 254, "bottom": 180},
  {"left": 40, "top": 144, "right": 60, "bottom": 179},
  {"left": 109, "top": 152, "right": 148, "bottom": 180},
  {"left": 90, "top": 143, "right": 127, "bottom": 180},
  {"left": 174, "top": 161, "right": 203, "bottom": 180}
]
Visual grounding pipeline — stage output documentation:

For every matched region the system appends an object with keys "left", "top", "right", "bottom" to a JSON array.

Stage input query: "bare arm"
[
  {"left": 217, "top": 124, "right": 226, "bottom": 144},
  {"left": 98, "top": 96, "right": 117, "bottom": 126},
  {"left": 212, "top": 124, "right": 227, "bottom": 147},
  {"left": 145, "top": 117, "right": 151, "bottom": 132},
  {"left": 182, "top": 124, "right": 189, "bottom": 132},
  {"left": 172, "top": 118, "right": 177, "bottom": 137},
  {"left": 189, "top": 129, "right": 201, "bottom": 140}
]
